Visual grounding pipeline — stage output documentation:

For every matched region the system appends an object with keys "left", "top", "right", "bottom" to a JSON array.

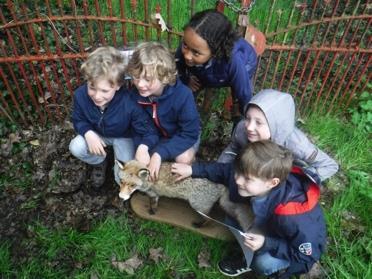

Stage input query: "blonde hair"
[
  {"left": 81, "top": 46, "right": 126, "bottom": 87},
  {"left": 235, "top": 140, "right": 293, "bottom": 182},
  {"left": 126, "top": 42, "right": 177, "bottom": 85}
]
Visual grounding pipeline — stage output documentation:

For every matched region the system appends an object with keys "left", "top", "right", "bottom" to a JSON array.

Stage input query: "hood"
[{"left": 245, "top": 89, "right": 295, "bottom": 145}]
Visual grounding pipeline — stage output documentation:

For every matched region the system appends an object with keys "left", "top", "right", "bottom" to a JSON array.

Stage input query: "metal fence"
[{"left": 0, "top": 0, "right": 370, "bottom": 126}]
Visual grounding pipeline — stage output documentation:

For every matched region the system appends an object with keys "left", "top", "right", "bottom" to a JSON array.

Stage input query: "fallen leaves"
[{"left": 111, "top": 254, "right": 143, "bottom": 274}]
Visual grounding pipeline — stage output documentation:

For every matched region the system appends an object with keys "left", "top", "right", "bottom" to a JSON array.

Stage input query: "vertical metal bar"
[
  {"left": 119, "top": 0, "right": 128, "bottom": 46},
  {"left": 144, "top": 0, "right": 150, "bottom": 41},
  {"left": 167, "top": 0, "right": 172, "bottom": 47},
  {"left": 260, "top": 0, "right": 278, "bottom": 90},
  {"left": 56, "top": 0, "right": 74, "bottom": 48},
  {"left": 130, "top": 0, "right": 138, "bottom": 43},
  {"left": 108, "top": 0, "right": 117, "bottom": 47},
  {"left": 82, "top": 0, "right": 94, "bottom": 46},
  {"left": 70, "top": 0, "right": 84, "bottom": 52},
  {"left": 6, "top": 1, "right": 29, "bottom": 55},
  {"left": 155, "top": 4, "right": 161, "bottom": 41},
  {"left": 94, "top": 0, "right": 106, "bottom": 45},
  {"left": 190, "top": 0, "right": 196, "bottom": 17},
  {"left": 272, "top": 1, "right": 297, "bottom": 90}
]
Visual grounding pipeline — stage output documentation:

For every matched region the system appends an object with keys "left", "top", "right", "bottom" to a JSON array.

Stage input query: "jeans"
[
  {"left": 252, "top": 251, "right": 290, "bottom": 276},
  {"left": 69, "top": 135, "right": 135, "bottom": 184}
]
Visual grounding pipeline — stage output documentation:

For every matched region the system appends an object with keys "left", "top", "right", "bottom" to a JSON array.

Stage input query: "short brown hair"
[
  {"left": 81, "top": 46, "right": 126, "bottom": 87},
  {"left": 126, "top": 42, "right": 177, "bottom": 85},
  {"left": 235, "top": 140, "right": 293, "bottom": 182}
]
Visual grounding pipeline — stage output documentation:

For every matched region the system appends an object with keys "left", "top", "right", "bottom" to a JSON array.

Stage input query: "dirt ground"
[{"left": 0, "top": 114, "right": 232, "bottom": 266}]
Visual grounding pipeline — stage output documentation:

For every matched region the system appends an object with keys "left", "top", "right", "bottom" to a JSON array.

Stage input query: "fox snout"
[{"left": 119, "top": 184, "right": 136, "bottom": 200}]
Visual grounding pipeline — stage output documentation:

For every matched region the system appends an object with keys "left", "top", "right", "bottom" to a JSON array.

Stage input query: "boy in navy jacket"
[
  {"left": 172, "top": 140, "right": 327, "bottom": 278},
  {"left": 126, "top": 42, "right": 201, "bottom": 180},
  {"left": 70, "top": 47, "right": 158, "bottom": 188}
]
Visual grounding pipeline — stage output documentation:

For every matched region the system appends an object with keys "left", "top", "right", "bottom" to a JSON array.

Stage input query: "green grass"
[{"left": 1, "top": 112, "right": 370, "bottom": 278}]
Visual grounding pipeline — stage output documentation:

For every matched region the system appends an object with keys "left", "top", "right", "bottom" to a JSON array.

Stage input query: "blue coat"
[
  {"left": 192, "top": 163, "right": 326, "bottom": 277},
  {"left": 175, "top": 38, "right": 257, "bottom": 110},
  {"left": 71, "top": 83, "right": 159, "bottom": 149},
  {"left": 130, "top": 79, "right": 201, "bottom": 160}
]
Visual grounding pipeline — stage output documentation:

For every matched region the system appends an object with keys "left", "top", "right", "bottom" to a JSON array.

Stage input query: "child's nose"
[
  {"left": 183, "top": 50, "right": 193, "bottom": 61},
  {"left": 245, "top": 120, "right": 255, "bottom": 131}
]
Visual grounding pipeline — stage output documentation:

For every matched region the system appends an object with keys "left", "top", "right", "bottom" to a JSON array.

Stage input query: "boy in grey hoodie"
[{"left": 218, "top": 89, "right": 338, "bottom": 181}]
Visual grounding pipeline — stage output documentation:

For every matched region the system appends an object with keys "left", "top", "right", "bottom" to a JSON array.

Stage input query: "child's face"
[
  {"left": 182, "top": 27, "right": 212, "bottom": 66},
  {"left": 132, "top": 72, "right": 165, "bottom": 98},
  {"left": 244, "top": 106, "right": 271, "bottom": 142},
  {"left": 234, "top": 173, "right": 278, "bottom": 197},
  {"left": 87, "top": 78, "right": 119, "bottom": 108}
]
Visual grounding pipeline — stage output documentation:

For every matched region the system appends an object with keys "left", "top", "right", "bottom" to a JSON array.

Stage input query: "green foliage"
[
  {"left": 0, "top": 242, "right": 13, "bottom": 278},
  {"left": 349, "top": 87, "right": 372, "bottom": 133}
]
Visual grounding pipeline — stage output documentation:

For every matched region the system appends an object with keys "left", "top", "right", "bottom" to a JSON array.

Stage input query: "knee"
[{"left": 69, "top": 135, "right": 87, "bottom": 157}]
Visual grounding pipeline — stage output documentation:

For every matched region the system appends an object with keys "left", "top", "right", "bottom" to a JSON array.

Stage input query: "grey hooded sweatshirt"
[{"left": 218, "top": 89, "right": 338, "bottom": 181}]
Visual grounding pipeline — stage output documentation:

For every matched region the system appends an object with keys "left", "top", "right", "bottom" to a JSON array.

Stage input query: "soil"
[{"left": 0, "top": 114, "right": 232, "bottom": 268}]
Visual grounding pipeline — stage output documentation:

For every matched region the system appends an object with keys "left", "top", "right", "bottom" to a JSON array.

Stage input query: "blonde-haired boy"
[
  {"left": 70, "top": 46, "right": 158, "bottom": 188},
  {"left": 126, "top": 42, "right": 200, "bottom": 180}
]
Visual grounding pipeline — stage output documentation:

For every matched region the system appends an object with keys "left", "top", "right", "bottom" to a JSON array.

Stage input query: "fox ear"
[
  {"left": 115, "top": 160, "right": 125, "bottom": 170},
  {"left": 138, "top": 168, "right": 150, "bottom": 179}
]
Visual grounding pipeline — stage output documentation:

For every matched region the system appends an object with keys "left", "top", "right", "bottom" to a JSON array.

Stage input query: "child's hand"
[
  {"left": 135, "top": 144, "right": 150, "bottom": 165},
  {"left": 84, "top": 130, "right": 107, "bottom": 156},
  {"left": 188, "top": 75, "right": 202, "bottom": 92},
  {"left": 148, "top": 153, "right": 162, "bottom": 181},
  {"left": 243, "top": 232, "right": 265, "bottom": 251},
  {"left": 171, "top": 163, "right": 192, "bottom": 182}
]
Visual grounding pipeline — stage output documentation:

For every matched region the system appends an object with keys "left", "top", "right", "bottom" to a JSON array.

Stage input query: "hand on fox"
[{"left": 171, "top": 163, "right": 192, "bottom": 182}]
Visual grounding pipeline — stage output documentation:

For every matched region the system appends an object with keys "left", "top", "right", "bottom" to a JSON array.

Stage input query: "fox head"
[{"left": 116, "top": 160, "right": 150, "bottom": 200}]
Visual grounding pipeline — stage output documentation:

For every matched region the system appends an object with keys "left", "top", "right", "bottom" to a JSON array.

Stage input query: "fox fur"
[{"left": 116, "top": 160, "right": 253, "bottom": 231}]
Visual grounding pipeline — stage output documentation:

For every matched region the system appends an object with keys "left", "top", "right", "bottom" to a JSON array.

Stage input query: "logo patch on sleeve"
[{"left": 299, "top": 243, "right": 312, "bottom": 255}]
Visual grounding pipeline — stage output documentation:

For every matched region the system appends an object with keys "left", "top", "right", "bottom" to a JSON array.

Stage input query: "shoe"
[
  {"left": 90, "top": 160, "right": 107, "bottom": 188},
  {"left": 218, "top": 256, "right": 251, "bottom": 277}
]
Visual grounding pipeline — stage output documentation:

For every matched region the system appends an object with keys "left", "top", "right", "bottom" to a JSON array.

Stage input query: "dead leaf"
[
  {"left": 38, "top": 91, "right": 52, "bottom": 104},
  {"left": 9, "top": 133, "right": 21, "bottom": 144},
  {"left": 197, "top": 249, "right": 211, "bottom": 268},
  {"left": 29, "top": 139, "right": 40, "bottom": 146},
  {"left": 149, "top": 247, "right": 166, "bottom": 263},
  {"left": 111, "top": 254, "right": 143, "bottom": 274}
]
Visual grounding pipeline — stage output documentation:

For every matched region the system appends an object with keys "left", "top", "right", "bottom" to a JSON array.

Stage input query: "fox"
[{"left": 116, "top": 160, "right": 253, "bottom": 231}]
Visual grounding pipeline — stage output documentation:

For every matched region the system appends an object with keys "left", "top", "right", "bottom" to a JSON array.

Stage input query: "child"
[
  {"left": 172, "top": 140, "right": 327, "bottom": 278},
  {"left": 218, "top": 89, "right": 338, "bottom": 181},
  {"left": 69, "top": 46, "right": 159, "bottom": 188},
  {"left": 175, "top": 9, "right": 257, "bottom": 113},
  {"left": 126, "top": 42, "right": 201, "bottom": 180}
]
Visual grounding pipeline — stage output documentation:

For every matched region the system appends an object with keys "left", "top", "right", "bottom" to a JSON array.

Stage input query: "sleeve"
[
  {"left": 192, "top": 162, "right": 233, "bottom": 186},
  {"left": 154, "top": 94, "right": 200, "bottom": 160},
  {"left": 217, "top": 120, "right": 247, "bottom": 163},
  {"left": 228, "top": 47, "right": 257, "bottom": 113},
  {"left": 175, "top": 44, "right": 190, "bottom": 85},
  {"left": 288, "top": 129, "right": 339, "bottom": 181},
  {"left": 71, "top": 86, "right": 94, "bottom": 136},
  {"left": 130, "top": 105, "right": 159, "bottom": 150}
]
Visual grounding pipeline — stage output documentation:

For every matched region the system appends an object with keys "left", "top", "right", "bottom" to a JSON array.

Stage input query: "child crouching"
[{"left": 172, "top": 140, "right": 327, "bottom": 278}]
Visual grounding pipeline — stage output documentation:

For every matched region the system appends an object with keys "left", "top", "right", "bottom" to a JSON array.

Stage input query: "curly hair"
[
  {"left": 80, "top": 46, "right": 126, "bottom": 87},
  {"left": 184, "top": 9, "right": 239, "bottom": 60},
  {"left": 126, "top": 42, "right": 177, "bottom": 85}
]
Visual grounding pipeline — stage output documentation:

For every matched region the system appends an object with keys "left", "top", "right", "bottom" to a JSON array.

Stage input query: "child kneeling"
[{"left": 172, "top": 140, "right": 327, "bottom": 278}]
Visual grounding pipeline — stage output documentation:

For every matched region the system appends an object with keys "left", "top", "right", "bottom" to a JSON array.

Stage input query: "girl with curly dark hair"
[{"left": 175, "top": 9, "right": 257, "bottom": 114}]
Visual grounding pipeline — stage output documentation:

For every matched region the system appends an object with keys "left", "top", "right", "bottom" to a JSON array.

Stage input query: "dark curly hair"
[{"left": 184, "top": 9, "right": 239, "bottom": 60}]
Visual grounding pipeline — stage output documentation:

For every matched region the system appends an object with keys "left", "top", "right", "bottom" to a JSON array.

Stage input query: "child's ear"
[{"left": 267, "top": 177, "right": 280, "bottom": 189}]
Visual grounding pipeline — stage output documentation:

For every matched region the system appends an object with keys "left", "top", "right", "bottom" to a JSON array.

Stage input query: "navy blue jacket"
[
  {"left": 192, "top": 163, "right": 327, "bottom": 277},
  {"left": 71, "top": 83, "right": 159, "bottom": 149},
  {"left": 130, "top": 79, "right": 201, "bottom": 161},
  {"left": 175, "top": 38, "right": 257, "bottom": 110}
]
